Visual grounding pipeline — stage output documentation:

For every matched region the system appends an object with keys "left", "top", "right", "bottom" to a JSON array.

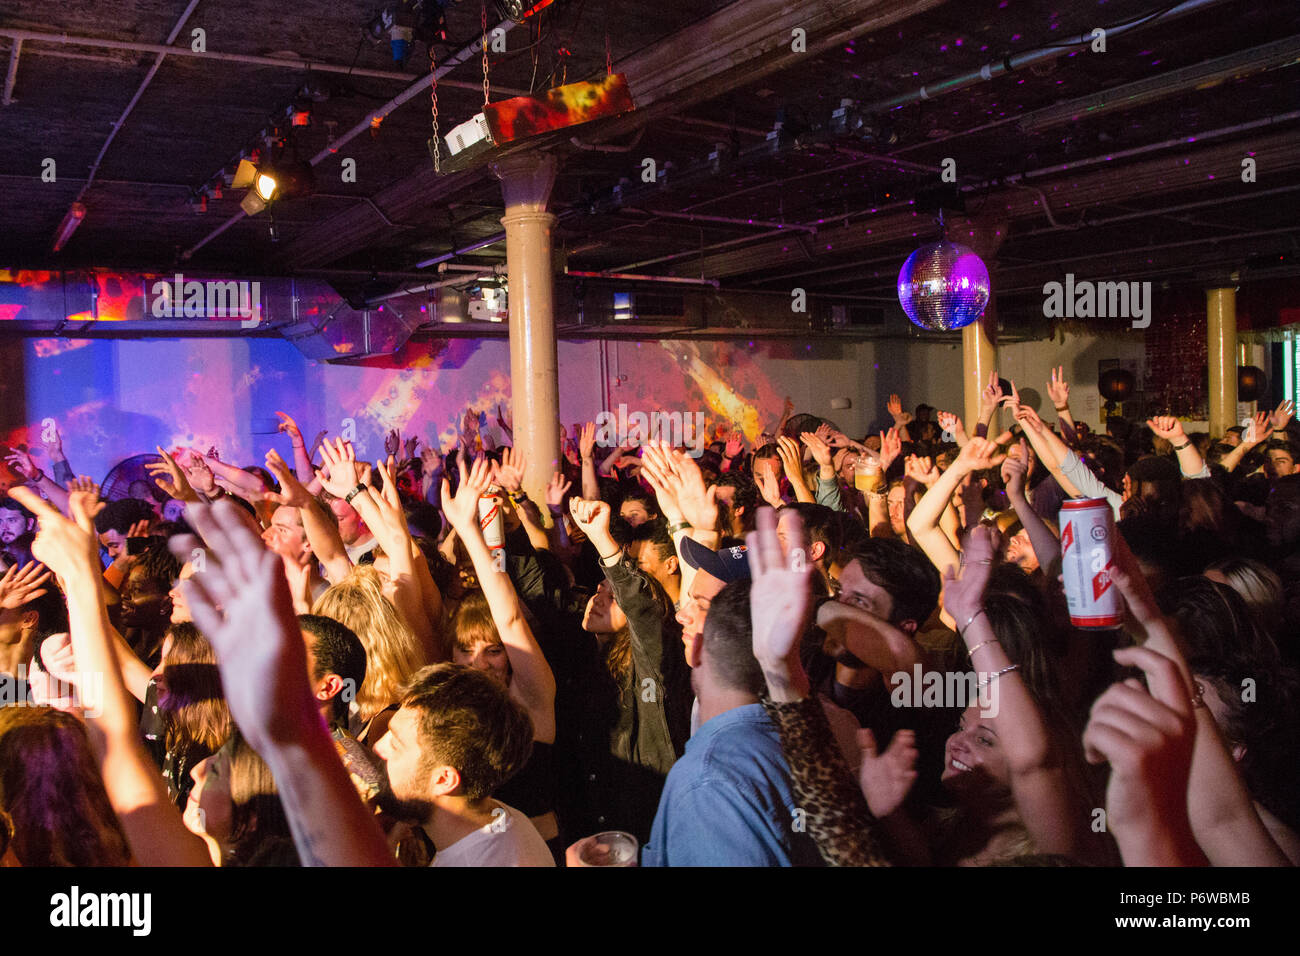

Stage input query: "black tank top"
[{"left": 494, "top": 740, "right": 557, "bottom": 818}]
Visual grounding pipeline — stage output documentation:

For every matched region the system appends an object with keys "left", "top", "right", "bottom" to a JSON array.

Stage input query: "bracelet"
[
  {"left": 979, "top": 664, "right": 1019, "bottom": 687},
  {"left": 966, "top": 638, "right": 1000, "bottom": 656},
  {"left": 1054, "top": 405, "right": 1069, "bottom": 413},
  {"left": 1172, "top": 440, "right": 1191, "bottom": 451},
  {"left": 344, "top": 482, "right": 368, "bottom": 504},
  {"left": 599, "top": 549, "right": 623, "bottom": 563},
  {"left": 508, "top": 490, "right": 528, "bottom": 504},
  {"left": 959, "top": 608, "right": 988, "bottom": 633},
  {"left": 667, "top": 520, "right": 693, "bottom": 535}
]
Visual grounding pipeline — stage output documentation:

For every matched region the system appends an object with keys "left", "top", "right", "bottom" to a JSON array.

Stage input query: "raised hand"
[
  {"left": 755, "top": 465, "right": 784, "bottom": 509},
  {"left": 568, "top": 497, "right": 613, "bottom": 542},
  {"left": 887, "top": 394, "right": 913, "bottom": 425},
  {"left": 1047, "top": 366, "right": 1070, "bottom": 408},
  {"left": 724, "top": 434, "right": 744, "bottom": 459},
  {"left": 1082, "top": 645, "right": 1199, "bottom": 864},
  {"left": 9, "top": 486, "right": 100, "bottom": 579},
  {"left": 903, "top": 454, "right": 939, "bottom": 487},
  {"left": 1272, "top": 399, "right": 1295, "bottom": 433},
  {"left": 403, "top": 435, "right": 420, "bottom": 460},
  {"left": 420, "top": 444, "right": 444, "bottom": 474},
  {"left": 263, "top": 449, "right": 313, "bottom": 509},
  {"left": 440, "top": 455, "right": 493, "bottom": 535},
  {"left": 1014, "top": 403, "right": 1047, "bottom": 436},
  {"left": 384, "top": 428, "right": 401, "bottom": 459},
  {"left": 1000, "top": 439, "right": 1030, "bottom": 499},
  {"left": 578, "top": 422, "right": 597, "bottom": 461},
  {"left": 4, "top": 448, "right": 40, "bottom": 482},
  {"left": 275, "top": 411, "right": 304, "bottom": 446},
  {"left": 43, "top": 423, "right": 66, "bottom": 461},
  {"left": 1243, "top": 410, "right": 1273, "bottom": 447},
  {"left": 544, "top": 471, "right": 572, "bottom": 510},
  {"left": 146, "top": 447, "right": 196, "bottom": 502},
  {"left": 1146, "top": 415, "right": 1187, "bottom": 443},
  {"left": 878, "top": 427, "right": 902, "bottom": 473},
  {"left": 746, "top": 507, "right": 813, "bottom": 701},
  {"left": 940, "top": 524, "right": 999, "bottom": 625},
  {"left": 800, "top": 430, "right": 833, "bottom": 468},
  {"left": 0, "top": 560, "right": 53, "bottom": 610},
  {"left": 953, "top": 435, "right": 1006, "bottom": 473},
  {"left": 776, "top": 435, "right": 805, "bottom": 479},
  {"left": 936, "top": 410, "right": 965, "bottom": 445},
  {"left": 647, "top": 441, "right": 720, "bottom": 532},
  {"left": 316, "top": 438, "right": 369, "bottom": 499},
  {"left": 858, "top": 728, "right": 919, "bottom": 819},
  {"left": 979, "top": 371, "right": 1004, "bottom": 419},
  {"left": 494, "top": 445, "right": 527, "bottom": 494},
  {"left": 179, "top": 451, "right": 216, "bottom": 496}
]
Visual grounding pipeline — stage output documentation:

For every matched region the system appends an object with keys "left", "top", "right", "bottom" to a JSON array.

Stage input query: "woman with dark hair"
[
  {"left": 184, "top": 728, "right": 299, "bottom": 866},
  {"left": 0, "top": 706, "right": 133, "bottom": 866},
  {"left": 561, "top": 496, "right": 691, "bottom": 846},
  {"left": 1158, "top": 576, "right": 1300, "bottom": 861}
]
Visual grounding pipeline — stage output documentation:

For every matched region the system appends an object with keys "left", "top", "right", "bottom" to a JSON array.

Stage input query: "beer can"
[
  {"left": 1059, "top": 498, "right": 1123, "bottom": 629},
  {"left": 478, "top": 490, "right": 505, "bottom": 551}
]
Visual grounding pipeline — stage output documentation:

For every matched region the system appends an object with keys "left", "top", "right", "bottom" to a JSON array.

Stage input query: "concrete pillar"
[
  {"left": 955, "top": 219, "right": 1006, "bottom": 431},
  {"left": 1207, "top": 286, "right": 1238, "bottom": 438},
  {"left": 494, "top": 152, "right": 560, "bottom": 508}
]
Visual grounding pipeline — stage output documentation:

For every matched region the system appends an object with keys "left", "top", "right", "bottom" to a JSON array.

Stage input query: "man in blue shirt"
[{"left": 641, "top": 570, "right": 822, "bottom": 866}]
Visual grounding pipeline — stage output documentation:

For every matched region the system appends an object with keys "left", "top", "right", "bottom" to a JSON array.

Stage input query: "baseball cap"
[{"left": 679, "top": 536, "right": 750, "bottom": 583}]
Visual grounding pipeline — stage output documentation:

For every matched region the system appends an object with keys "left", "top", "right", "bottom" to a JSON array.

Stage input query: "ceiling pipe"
[
  {"left": 2, "top": 37, "right": 20, "bottom": 105},
  {"left": 565, "top": 270, "right": 721, "bottom": 288},
  {"left": 0, "top": 26, "right": 525, "bottom": 91},
  {"left": 181, "top": 18, "right": 520, "bottom": 261},
  {"left": 413, "top": 231, "right": 509, "bottom": 269},
  {"left": 621, "top": 208, "right": 817, "bottom": 233},
  {"left": 861, "top": 0, "right": 1235, "bottom": 115},
  {"left": 365, "top": 270, "right": 499, "bottom": 304},
  {"left": 74, "top": 0, "right": 202, "bottom": 205}
]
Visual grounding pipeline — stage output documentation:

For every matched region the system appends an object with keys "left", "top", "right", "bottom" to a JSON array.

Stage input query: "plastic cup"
[
  {"left": 854, "top": 457, "right": 882, "bottom": 493},
  {"left": 576, "top": 831, "right": 639, "bottom": 867}
]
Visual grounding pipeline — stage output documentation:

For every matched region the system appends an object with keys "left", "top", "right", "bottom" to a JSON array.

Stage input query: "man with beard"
[
  {"left": 372, "top": 663, "right": 554, "bottom": 866},
  {"left": 0, "top": 496, "right": 35, "bottom": 569}
]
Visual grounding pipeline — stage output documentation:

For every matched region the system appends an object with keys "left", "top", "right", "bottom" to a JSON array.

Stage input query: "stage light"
[
  {"left": 232, "top": 158, "right": 259, "bottom": 189},
  {"left": 52, "top": 202, "right": 87, "bottom": 252},
  {"left": 255, "top": 172, "right": 278, "bottom": 201}
]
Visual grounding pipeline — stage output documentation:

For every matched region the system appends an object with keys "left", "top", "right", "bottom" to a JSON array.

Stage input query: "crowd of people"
[{"left": 1, "top": 366, "right": 1297, "bottom": 867}]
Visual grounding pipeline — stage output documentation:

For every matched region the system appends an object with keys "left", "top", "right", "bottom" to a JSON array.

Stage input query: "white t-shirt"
[{"left": 430, "top": 802, "right": 555, "bottom": 867}]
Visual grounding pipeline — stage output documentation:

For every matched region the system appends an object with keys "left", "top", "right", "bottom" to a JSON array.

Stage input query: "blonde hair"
[{"left": 311, "top": 566, "right": 427, "bottom": 720}]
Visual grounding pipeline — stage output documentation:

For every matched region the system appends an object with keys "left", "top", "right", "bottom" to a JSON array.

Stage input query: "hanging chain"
[
  {"left": 430, "top": 44, "right": 441, "bottom": 173},
  {"left": 481, "top": 0, "right": 490, "bottom": 108}
]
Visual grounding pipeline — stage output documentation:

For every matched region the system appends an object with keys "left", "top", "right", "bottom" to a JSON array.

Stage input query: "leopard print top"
[{"left": 761, "top": 695, "right": 892, "bottom": 867}]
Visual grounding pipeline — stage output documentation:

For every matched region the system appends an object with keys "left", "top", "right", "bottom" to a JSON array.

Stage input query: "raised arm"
[
  {"left": 1046, "top": 366, "right": 1079, "bottom": 446},
  {"left": 263, "top": 448, "right": 352, "bottom": 584},
  {"left": 776, "top": 436, "right": 815, "bottom": 504},
  {"left": 441, "top": 457, "right": 555, "bottom": 739},
  {"left": 747, "top": 506, "right": 890, "bottom": 866},
  {"left": 906, "top": 438, "right": 1004, "bottom": 576},
  {"left": 5, "top": 448, "right": 69, "bottom": 515},
  {"left": 577, "top": 421, "right": 601, "bottom": 500},
  {"left": 180, "top": 500, "right": 394, "bottom": 866},
  {"left": 886, "top": 393, "right": 913, "bottom": 443},
  {"left": 1001, "top": 440, "right": 1061, "bottom": 573},
  {"left": 276, "top": 411, "right": 320, "bottom": 486},
  {"left": 1109, "top": 534, "right": 1289, "bottom": 866},
  {"left": 11, "top": 486, "right": 211, "bottom": 867},
  {"left": 1220, "top": 409, "right": 1275, "bottom": 474},
  {"left": 942, "top": 525, "right": 1095, "bottom": 861},
  {"left": 1147, "top": 416, "right": 1207, "bottom": 478}
]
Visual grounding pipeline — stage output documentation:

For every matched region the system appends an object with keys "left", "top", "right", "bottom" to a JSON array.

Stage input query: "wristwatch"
[{"left": 345, "top": 482, "right": 368, "bottom": 504}]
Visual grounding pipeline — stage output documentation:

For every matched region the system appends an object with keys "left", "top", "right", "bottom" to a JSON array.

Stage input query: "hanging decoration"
[{"left": 897, "top": 212, "right": 990, "bottom": 331}]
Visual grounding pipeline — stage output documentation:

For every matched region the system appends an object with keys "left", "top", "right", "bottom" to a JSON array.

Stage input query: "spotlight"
[
  {"left": 239, "top": 160, "right": 315, "bottom": 216},
  {"left": 232, "top": 158, "right": 259, "bottom": 189}
]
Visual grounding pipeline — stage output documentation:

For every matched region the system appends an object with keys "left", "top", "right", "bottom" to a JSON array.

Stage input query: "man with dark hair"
[
  {"left": 373, "top": 663, "right": 554, "bottom": 866},
  {"left": 643, "top": 577, "right": 822, "bottom": 866},
  {"left": 300, "top": 613, "right": 385, "bottom": 806},
  {"left": 0, "top": 496, "right": 35, "bottom": 568},
  {"left": 1266, "top": 439, "right": 1297, "bottom": 479},
  {"left": 624, "top": 521, "right": 680, "bottom": 607},
  {"left": 806, "top": 536, "right": 952, "bottom": 802},
  {"left": 712, "top": 472, "right": 759, "bottom": 536},
  {"left": 777, "top": 502, "right": 838, "bottom": 594}
]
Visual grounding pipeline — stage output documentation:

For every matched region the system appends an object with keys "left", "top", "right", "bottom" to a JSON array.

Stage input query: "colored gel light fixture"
[{"left": 897, "top": 240, "right": 990, "bottom": 331}]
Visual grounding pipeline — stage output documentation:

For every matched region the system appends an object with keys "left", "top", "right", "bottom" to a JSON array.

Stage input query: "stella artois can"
[
  {"left": 1059, "top": 498, "right": 1123, "bottom": 629},
  {"left": 478, "top": 489, "right": 505, "bottom": 551}
]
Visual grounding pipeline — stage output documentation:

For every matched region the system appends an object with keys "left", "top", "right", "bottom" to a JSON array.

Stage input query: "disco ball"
[{"left": 897, "top": 240, "right": 991, "bottom": 331}]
